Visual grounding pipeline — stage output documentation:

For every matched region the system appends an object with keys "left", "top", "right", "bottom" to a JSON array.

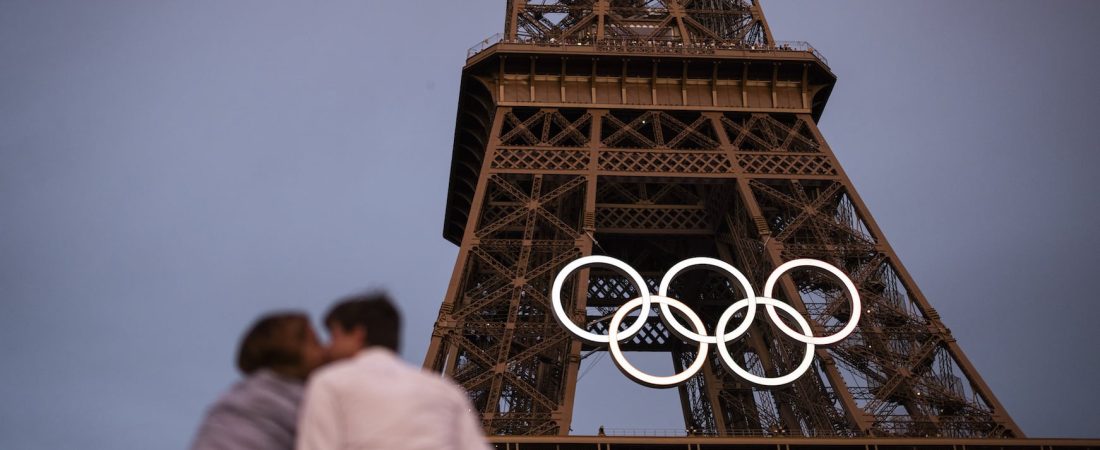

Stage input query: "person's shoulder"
[
  {"left": 373, "top": 352, "right": 456, "bottom": 389},
  {"left": 304, "top": 356, "right": 360, "bottom": 389},
  {"left": 213, "top": 371, "right": 301, "bottom": 411},
  {"left": 209, "top": 374, "right": 265, "bottom": 411}
]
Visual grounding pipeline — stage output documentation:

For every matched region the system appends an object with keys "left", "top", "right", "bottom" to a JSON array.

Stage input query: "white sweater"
[{"left": 296, "top": 348, "right": 490, "bottom": 450}]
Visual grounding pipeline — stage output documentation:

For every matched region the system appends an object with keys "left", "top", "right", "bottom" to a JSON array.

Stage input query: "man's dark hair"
[
  {"left": 236, "top": 312, "right": 309, "bottom": 375},
  {"left": 324, "top": 292, "right": 401, "bottom": 352}
]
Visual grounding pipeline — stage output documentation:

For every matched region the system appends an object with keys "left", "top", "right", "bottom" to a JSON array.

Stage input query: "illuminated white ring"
[
  {"left": 762, "top": 259, "right": 861, "bottom": 346},
  {"left": 551, "top": 255, "right": 651, "bottom": 344},
  {"left": 657, "top": 257, "right": 756, "bottom": 344},
  {"left": 715, "top": 296, "right": 815, "bottom": 386},
  {"left": 607, "top": 295, "right": 709, "bottom": 388}
]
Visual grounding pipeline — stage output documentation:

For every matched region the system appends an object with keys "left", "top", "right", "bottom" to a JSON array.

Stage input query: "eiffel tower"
[{"left": 424, "top": 0, "right": 1025, "bottom": 439}]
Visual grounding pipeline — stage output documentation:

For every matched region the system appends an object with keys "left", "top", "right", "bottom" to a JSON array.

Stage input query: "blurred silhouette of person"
[
  {"left": 192, "top": 312, "right": 325, "bottom": 450},
  {"left": 296, "top": 292, "right": 490, "bottom": 450}
]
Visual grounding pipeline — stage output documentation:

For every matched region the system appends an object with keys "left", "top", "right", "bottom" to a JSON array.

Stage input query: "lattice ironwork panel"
[
  {"left": 600, "top": 150, "right": 732, "bottom": 173},
  {"left": 597, "top": 181, "right": 704, "bottom": 206},
  {"left": 585, "top": 318, "right": 673, "bottom": 351},
  {"left": 737, "top": 153, "right": 837, "bottom": 176},
  {"left": 684, "top": 1, "right": 769, "bottom": 47},
  {"left": 506, "top": 0, "right": 769, "bottom": 47},
  {"left": 492, "top": 148, "right": 590, "bottom": 171},
  {"left": 597, "top": 206, "right": 711, "bottom": 232},
  {"left": 722, "top": 113, "right": 821, "bottom": 153},
  {"left": 748, "top": 180, "right": 875, "bottom": 248},
  {"left": 500, "top": 108, "right": 592, "bottom": 147},
  {"left": 602, "top": 110, "right": 720, "bottom": 150},
  {"left": 512, "top": 0, "right": 596, "bottom": 43},
  {"left": 432, "top": 172, "right": 589, "bottom": 436}
]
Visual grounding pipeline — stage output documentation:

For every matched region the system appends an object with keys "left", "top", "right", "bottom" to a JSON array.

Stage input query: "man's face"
[{"left": 326, "top": 323, "right": 366, "bottom": 361}]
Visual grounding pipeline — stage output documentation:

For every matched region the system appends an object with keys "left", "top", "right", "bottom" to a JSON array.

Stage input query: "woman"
[{"left": 191, "top": 312, "right": 325, "bottom": 450}]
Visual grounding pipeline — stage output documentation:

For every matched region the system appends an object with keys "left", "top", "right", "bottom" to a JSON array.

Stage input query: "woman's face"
[
  {"left": 272, "top": 319, "right": 326, "bottom": 380},
  {"left": 299, "top": 324, "right": 326, "bottom": 377}
]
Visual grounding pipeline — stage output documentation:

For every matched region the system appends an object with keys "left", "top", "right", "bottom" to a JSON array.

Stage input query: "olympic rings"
[{"left": 550, "top": 255, "right": 861, "bottom": 387}]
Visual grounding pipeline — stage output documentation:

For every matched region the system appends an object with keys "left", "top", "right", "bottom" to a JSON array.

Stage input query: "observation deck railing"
[
  {"left": 597, "top": 417, "right": 1034, "bottom": 439},
  {"left": 601, "top": 428, "right": 800, "bottom": 438},
  {"left": 467, "top": 33, "right": 828, "bottom": 66}
]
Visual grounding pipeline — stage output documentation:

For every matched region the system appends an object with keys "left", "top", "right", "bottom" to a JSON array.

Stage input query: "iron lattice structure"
[{"left": 425, "top": 0, "right": 1023, "bottom": 439}]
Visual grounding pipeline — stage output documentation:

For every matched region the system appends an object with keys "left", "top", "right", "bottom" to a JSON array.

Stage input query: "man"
[
  {"left": 297, "top": 293, "right": 490, "bottom": 450},
  {"left": 192, "top": 312, "right": 326, "bottom": 450}
]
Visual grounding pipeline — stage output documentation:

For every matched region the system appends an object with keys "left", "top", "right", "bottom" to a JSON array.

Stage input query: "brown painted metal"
[{"left": 428, "top": 0, "right": 1024, "bottom": 439}]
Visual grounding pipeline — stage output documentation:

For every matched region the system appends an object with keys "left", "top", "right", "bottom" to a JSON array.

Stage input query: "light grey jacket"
[{"left": 191, "top": 370, "right": 304, "bottom": 450}]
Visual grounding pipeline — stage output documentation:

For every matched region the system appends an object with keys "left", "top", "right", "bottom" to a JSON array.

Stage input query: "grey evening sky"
[{"left": 2, "top": 1, "right": 1098, "bottom": 448}]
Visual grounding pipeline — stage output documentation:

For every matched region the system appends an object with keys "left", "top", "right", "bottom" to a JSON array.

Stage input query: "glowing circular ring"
[
  {"left": 715, "top": 296, "right": 816, "bottom": 386},
  {"left": 762, "top": 259, "right": 861, "bottom": 346},
  {"left": 551, "top": 255, "right": 651, "bottom": 344},
  {"left": 657, "top": 257, "right": 756, "bottom": 344},
  {"left": 607, "top": 295, "right": 709, "bottom": 388}
]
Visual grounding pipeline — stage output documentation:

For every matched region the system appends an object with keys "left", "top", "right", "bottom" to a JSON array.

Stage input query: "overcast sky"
[{"left": 1, "top": 1, "right": 1098, "bottom": 448}]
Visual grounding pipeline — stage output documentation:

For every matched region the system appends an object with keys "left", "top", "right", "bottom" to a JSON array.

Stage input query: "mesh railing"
[
  {"left": 468, "top": 35, "right": 827, "bottom": 66},
  {"left": 601, "top": 428, "right": 793, "bottom": 437},
  {"left": 468, "top": 33, "right": 503, "bottom": 59}
]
